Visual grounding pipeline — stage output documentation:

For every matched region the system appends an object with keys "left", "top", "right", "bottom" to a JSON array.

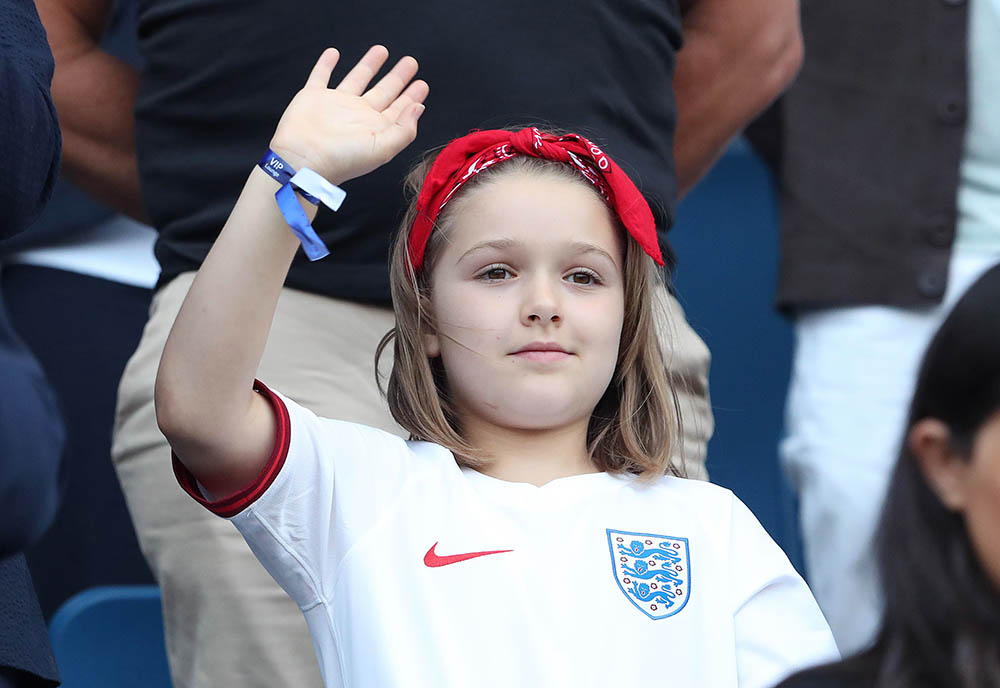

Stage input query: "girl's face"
[
  {"left": 426, "top": 172, "right": 625, "bottom": 436},
  {"left": 961, "top": 410, "right": 1000, "bottom": 591}
]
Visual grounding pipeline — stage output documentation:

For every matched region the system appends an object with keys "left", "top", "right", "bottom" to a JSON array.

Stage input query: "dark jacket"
[
  {"left": 764, "top": 0, "right": 969, "bottom": 310},
  {"left": 0, "top": 0, "right": 64, "bottom": 685},
  {"left": 0, "top": 0, "right": 65, "bottom": 560}
]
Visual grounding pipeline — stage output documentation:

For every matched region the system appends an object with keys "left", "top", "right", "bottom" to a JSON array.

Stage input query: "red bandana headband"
[{"left": 408, "top": 127, "right": 664, "bottom": 272}]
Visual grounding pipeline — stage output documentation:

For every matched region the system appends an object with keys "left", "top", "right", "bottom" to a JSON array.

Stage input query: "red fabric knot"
[{"left": 407, "top": 127, "right": 663, "bottom": 273}]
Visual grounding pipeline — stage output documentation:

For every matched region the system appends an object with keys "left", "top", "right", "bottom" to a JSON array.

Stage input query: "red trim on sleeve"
[{"left": 172, "top": 380, "right": 292, "bottom": 518}]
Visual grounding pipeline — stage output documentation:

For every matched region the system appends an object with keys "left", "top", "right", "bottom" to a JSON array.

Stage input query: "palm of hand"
[{"left": 270, "top": 46, "right": 429, "bottom": 186}]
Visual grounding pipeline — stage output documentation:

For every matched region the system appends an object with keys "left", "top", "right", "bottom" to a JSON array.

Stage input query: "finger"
[
  {"left": 377, "top": 102, "right": 425, "bottom": 156},
  {"left": 335, "top": 45, "right": 390, "bottom": 96},
  {"left": 362, "top": 55, "right": 419, "bottom": 111},
  {"left": 381, "top": 79, "right": 429, "bottom": 124},
  {"left": 304, "top": 48, "right": 341, "bottom": 90}
]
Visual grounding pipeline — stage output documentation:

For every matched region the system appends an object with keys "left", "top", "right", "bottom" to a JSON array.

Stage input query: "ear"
[
  {"left": 423, "top": 331, "right": 441, "bottom": 358},
  {"left": 908, "top": 418, "right": 969, "bottom": 511}
]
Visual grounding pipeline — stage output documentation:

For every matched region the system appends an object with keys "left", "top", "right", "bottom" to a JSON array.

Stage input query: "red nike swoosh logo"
[{"left": 423, "top": 542, "right": 513, "bottom": 568}]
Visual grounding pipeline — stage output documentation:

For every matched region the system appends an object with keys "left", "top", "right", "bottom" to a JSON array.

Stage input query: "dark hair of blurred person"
[{"left": 777, "top": 262, "right": 1000, "bottom": 688}]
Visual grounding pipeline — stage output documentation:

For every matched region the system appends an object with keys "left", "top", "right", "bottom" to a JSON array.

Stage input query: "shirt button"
[
  {"left": 924, "top": 214, "right": 954, "bottom": 247},
  {"left": 917, "top": 271, "right": 946, "bottom": 299},
  {"left": 937, "top": 97, "right": 966, "bottom": 125}
]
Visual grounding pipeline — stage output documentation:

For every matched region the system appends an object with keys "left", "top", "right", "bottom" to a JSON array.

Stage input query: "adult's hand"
[
  {"left": 36, "top": 0, "right": 148, "bottom": 222},
  {"left": 673, "top": 0, "right": 803, "bottom": 198}
]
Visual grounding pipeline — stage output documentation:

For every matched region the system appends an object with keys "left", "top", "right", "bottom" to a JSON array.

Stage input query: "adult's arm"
[
  {"left": 673, "top": 0, "right": 803, "bottom": 197},
  {"left": 0, "top": 0, "right": 66, "bottom": 555},
  {"left": 34, "top": 0, "right": 147, "bottom": 222},
  {"left": 0, "top": 0, "right": 62, "bottom": 235}
]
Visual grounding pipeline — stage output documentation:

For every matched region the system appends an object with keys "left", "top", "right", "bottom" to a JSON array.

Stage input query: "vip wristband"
[{"left": 257, "top": 150, "right": 346, "bottom": 261}]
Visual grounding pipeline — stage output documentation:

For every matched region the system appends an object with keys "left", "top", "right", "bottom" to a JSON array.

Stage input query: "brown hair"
[{"left": 376, "top": 134, "right": 685, "bottom": 480}]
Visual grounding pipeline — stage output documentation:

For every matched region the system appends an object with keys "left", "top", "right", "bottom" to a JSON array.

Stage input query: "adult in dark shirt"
[
  {"left": 36, "top": 1, "right": 804, "bottom": 685},
  {"left": 777, "top": 264, "right": 1000, "bottom": 688},
  {"left": 0, "top": 0, "right": 63, "bottom": 685}
]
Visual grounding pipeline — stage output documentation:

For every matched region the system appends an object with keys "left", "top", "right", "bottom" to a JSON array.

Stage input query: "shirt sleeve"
[
  {"left": 728, "top": 495, "right": 840, "bottom": 688},
  {"left": 172, "top": 380, "right": 424, "bottom": 610},
  {"left": 0, "top": 0, "right": 62, "bottom": 237}
]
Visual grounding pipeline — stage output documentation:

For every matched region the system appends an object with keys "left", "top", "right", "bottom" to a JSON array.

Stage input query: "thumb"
[{"left": 379, "top": 103, "right": 425, "bottom": 156}]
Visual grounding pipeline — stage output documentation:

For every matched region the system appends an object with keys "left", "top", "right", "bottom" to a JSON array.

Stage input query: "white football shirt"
[{"left": 175, "top": 383, "right": 838, "bottom": 688}]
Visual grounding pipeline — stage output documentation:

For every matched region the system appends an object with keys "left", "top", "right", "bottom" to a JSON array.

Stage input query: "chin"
[{"left": 483, "top": 397, "right": 596, "bottom": 431}]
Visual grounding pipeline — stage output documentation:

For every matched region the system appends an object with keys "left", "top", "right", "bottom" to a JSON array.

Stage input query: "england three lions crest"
[{"left": 607, "top": 529, "right": 690, "bottom": 620}]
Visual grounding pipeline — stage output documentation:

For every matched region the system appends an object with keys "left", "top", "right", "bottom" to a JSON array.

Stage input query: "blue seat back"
[{"left": 49, "top": 585, "right": 170, "bottom": 688}]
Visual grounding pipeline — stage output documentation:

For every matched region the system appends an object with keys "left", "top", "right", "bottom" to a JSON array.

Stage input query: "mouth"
[{"left": 511, "top": 342, "right": 572, "bottom": 362}]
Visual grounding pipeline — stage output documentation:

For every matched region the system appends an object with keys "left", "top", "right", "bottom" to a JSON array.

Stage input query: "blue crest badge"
[{"left": 607, "top": 529, "right": 690, "bottom": 620}]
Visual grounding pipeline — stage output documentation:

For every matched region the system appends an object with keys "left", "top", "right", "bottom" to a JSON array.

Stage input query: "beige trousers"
[{"left": 112, "top": 271, "right": 712, "bottom": 687}]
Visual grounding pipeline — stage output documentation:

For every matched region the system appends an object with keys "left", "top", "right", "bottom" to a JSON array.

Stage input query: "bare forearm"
[
  {"left": 156, "top": 46, "right": 426, "bottom": 492},
  {"left": 155, "top": 168, "right": 306, "bottom": 475},
  {"left": 673, "top": 0, "right": 803, "bottom": 197},
  {"left": 51, "top": 50, "right": 146, "bottom": 220},
  {"left": 36, "top": 0, "right": 147, "bottom": 221}
]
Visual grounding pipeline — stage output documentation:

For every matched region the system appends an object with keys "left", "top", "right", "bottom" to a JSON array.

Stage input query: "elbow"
[
  {"left": 153, "top": 371, "right": 182, "bottom": 446},
  {"left": 772, "top": 23, "right": 804, "bottom": 95},
  {"left": 757, "top": 8, "right": 804, "bottom": 102},
  {"left": 153, "top": 365, "right": 200, "bottom": 449}
]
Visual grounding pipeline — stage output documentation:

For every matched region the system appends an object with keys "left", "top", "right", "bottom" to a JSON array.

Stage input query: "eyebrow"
[
  {"left": 455, "top": 238, "right": 619, "bottom": 267},
  {"left": 456, "top": 238, "right": 517, "bottom": 265}
]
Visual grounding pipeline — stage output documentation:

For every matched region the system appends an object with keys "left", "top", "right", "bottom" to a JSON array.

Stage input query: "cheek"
[
  {"left": 963, "top": 438, "right": 1000, "bottom": 591},
  {"left": 965, "top": 488, "right": 1000, "bottom": 591},
  {"left": 580, "top": 292, "right": 625, "bottom": 350},
  {"left": 434, "top": 291, "right": 503, "bottom": 341}
]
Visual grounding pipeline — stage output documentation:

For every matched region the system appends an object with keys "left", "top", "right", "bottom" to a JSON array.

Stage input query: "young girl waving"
[{"left": 156, "top": 46, "right": 838, "bottom": 688}]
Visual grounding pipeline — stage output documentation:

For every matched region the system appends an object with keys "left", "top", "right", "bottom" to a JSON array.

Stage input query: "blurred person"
[
  {"left": 775, "top": 262, "right": 1000, "bottom": 688},
  {"left": 36, "top": 0, "right": 804, "bottom": 685},
  {"left": 748, "top": 0, "right": 1000, "bottom": 652},
  {"left": 0, "top": 0, "right": 64, "bottom": 684},
  {"left": 0, "top": 0, "right": 157, "bottom": 618}
]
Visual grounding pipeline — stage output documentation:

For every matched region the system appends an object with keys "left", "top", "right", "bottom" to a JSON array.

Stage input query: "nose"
[{"left": 520, "top": 278, "right": 562, "bottom": 325}]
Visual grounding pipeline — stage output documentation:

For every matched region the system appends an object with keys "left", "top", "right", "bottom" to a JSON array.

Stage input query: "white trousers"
[{"left": 781, "top": 248, "right": 1000, "bottom": 654}]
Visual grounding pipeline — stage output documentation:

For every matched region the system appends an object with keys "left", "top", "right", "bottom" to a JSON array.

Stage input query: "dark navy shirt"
[{"left": 135, "top": 0, "right": 683, "bottom": 302}]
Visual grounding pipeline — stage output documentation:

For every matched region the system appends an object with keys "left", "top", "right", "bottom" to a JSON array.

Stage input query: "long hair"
[
  {"left": 783, "top": 263, "right": 1000, "bottom": 687},
  {"left": 870, "top": 263, "right": 1000, "bottom": 688},
  {"left": 375, "top": 132, "right": 683, "bottom": 480}
]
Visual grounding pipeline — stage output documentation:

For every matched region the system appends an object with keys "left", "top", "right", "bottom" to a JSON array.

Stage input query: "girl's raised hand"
[{"left": 269, "top": 46, "right": 429, "bottom": 186}]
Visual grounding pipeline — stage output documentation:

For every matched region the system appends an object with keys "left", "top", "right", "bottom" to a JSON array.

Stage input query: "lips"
[
  {"left": 513, "top": 342, "right": 569, "bottom": 354},
  {"left": 512, "top": 342, "right": 572, "bottom": 362}
]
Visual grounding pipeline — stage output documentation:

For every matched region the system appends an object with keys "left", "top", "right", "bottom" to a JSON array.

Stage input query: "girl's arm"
[{"left": 154, "top": 46, "right": 428, "bottom": 497}]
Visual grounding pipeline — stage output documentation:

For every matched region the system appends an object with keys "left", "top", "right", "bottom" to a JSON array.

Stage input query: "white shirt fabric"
[
  {"left": 5, "top": 215, "right": 159, "bottom": 289},
  {"left": 178, "top": 388, "right": 837, "bottom": 688},
  {"left": 955, "top": 0, "right": 1000, "bottom": 253}
]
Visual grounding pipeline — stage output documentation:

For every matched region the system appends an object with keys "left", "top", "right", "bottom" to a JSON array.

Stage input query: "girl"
[
  {"left": 778, "top": 264, "right": 1000, "bottom": 688},
  {"left": 156, "top": 46, "right": 837, "bottom": 687}
]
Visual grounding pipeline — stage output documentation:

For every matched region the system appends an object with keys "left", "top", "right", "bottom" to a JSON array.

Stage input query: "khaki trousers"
[{"left": 112, "top": 271, "right": 712, "bottom": 687}]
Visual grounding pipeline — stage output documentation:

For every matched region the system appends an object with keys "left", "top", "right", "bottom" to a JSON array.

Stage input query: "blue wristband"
[
  {"left": 258, "top": 150, "right": 344, "bottom": 261},
  {"left": 258, "top": 150, "right": 320, "bottom": 204}
]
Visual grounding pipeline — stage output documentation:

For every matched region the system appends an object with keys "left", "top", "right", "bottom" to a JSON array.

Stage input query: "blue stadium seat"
[
  {"left": 670, "top": 138, "right": 803, "bottom": 571},
  {"left": 49, "top": 585, "right": 170, "bottom": 688}
]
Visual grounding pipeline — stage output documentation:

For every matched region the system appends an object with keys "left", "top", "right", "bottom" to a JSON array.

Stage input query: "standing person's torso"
[
  {"left": 134, "top": 0, "right": 683, "bottom": 302},
  {"left": 775, "top": 0, "right": 969, "bottom": 310}
]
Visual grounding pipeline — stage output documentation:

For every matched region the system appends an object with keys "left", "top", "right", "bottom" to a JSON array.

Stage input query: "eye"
[
  {"left": 478, "top": 264, "right": 514, "bottom": 281},
  {"left": 566, "top": 269, "right": 602, "bottom": 286}
]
